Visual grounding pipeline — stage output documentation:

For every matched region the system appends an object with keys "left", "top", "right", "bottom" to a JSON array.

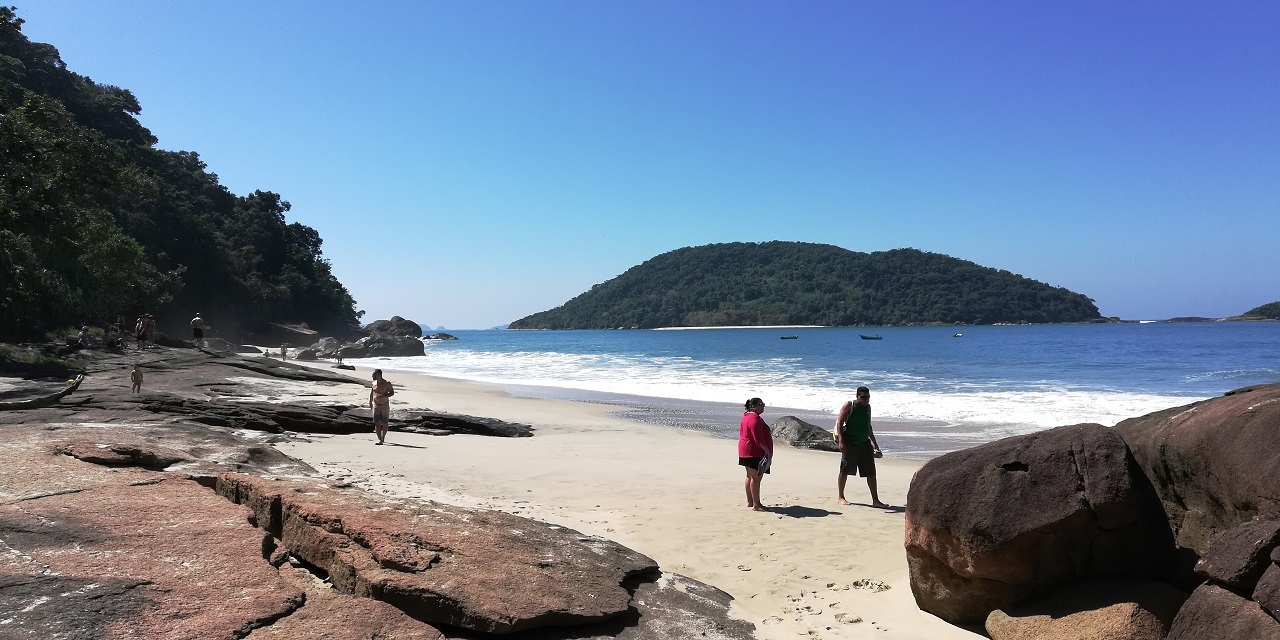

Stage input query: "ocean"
[{"left": 351, "top": 322, "right": 1280, "bottom": 460}]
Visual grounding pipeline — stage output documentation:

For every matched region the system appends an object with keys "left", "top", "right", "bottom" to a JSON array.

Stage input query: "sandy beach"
[{"left": 275, "top": 362, "right": 981, "bottom": 640}]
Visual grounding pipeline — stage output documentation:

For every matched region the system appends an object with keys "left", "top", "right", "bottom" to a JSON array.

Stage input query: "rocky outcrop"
[
  {"left": 0, "top": 345, "right": 756, "bottom": 639},
  {"left": 425, "top": 332, "right": 457, "bottom": 340},
  {"left": 904, "top": 423, "right": 1174, "bottom": 624},
  {"left": 985, "top": 579, "right": 1187, "bottom": 640},
  {"left": 367, "top": 316, "right": 423, "bottom": 337},
  {"left": 771, "top": 415, "right": 839, "bottom": 452},
  {"left": 1166, "top": 584, "right": 1280, "bottom": 640},
  {"left": 1114, "top": 382, "right": 1280, "bottom": 556},
  {"left": 1194, "top": 519, "right": 1280, "bottom": 593},
  {"left": 0, "top": 374, "right": 82, "bottom": 409},
  {"left": 218, "top": 473, "right": 659, "bottom": 634},
  {"left": 341, "top": 334, "right": 425, "bottom": 357}
]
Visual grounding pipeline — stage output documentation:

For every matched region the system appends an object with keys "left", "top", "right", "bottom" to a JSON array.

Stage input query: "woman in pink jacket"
[{"left": 738, "top": 397, "right": 774, "bottom": 511}]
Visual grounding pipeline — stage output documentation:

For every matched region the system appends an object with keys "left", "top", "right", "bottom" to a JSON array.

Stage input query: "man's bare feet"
[
  {"left": 838, "top": 498, "right": 851, "bottom": 505},
  {"left": 871, "top": 502, "right": 891, "bottom": 509},
  {"left": 752, "top": 506, "right": 769, "bottom": 512}
]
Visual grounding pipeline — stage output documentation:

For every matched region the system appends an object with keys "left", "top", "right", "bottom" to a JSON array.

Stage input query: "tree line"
[
  {"left": 0, "top": 7, "right": 358, "bottom": 341},
  {"left": 510, "top": 242, "right": 1102, "bottom": 329}
]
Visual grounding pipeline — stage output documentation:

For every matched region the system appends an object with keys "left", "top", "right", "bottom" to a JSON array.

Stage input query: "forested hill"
[
  {"left": 510, "top": 242, "right": 1101, "bottom": 329},
  {"left": 0, "top": 8, "right": 358, "bottom": 340}
]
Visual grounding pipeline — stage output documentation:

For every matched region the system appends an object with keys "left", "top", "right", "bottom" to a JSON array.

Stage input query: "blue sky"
[{"left": 18, "top": 2, "right": 1279, "bottom": 328}]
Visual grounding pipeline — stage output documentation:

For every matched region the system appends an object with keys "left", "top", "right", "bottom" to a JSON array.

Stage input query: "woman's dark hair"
[{"left": 745, "top": 397, "right": 764, "bottom": 411}]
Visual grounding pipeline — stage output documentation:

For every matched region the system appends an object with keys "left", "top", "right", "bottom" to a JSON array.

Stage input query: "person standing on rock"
[
  {"left": 144, "top": 314, "right": 156, "bottom": 348},
  {"left": 835, "top": 386, "right": 889, "bottom": 508},
  {"left": 135, "top": 315, "right": 148, "bottom": 350},
  {"left": 130, "top": 364, "right": 143, "bottom": 393},
  {"left": 738, "top": 397, "right": 773, "bottom": 512},
  {"left": 369, "top": 369, "right": 394, "bottom": 445},
  {"left": 190, "top": 313, "right": 205, "bottom": 349}
]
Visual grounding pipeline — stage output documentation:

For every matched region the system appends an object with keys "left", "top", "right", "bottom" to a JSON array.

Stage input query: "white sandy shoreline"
[{"left": 272, "top": 360, "right": 980, "bottom": 640}]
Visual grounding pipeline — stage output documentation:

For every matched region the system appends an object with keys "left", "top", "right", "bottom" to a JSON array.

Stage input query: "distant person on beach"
[
  {"left": 835, "top": 386, "right": 889, "bottom": 508},
  {"left": 369, "top": 368, "right": 394, "bottom": 445},
  {"left": 738, "top": 397, "right": 774, "bottom": 512},
  {"left": 190, "top": 313, "right": 205, "bottom": 348},
  {"left": 280, "top": 342, "right": 288, "bottom": 360},
  {"left": 144, "top": 314, "right": 156, "bottom": 348},
  {"left": 135, "top": 315, "right": 147, "bottom": 349},
  {"left": 130, "top": 365, "right": 143, "bottom": 393}
]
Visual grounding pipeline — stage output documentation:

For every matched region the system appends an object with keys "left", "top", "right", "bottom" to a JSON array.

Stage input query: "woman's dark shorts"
[
  {"left": 840, "top": 441, "right": 877, "bottom": 478},
  {"left": 739, "top": 457, "right": 767, "bottom": 473}
]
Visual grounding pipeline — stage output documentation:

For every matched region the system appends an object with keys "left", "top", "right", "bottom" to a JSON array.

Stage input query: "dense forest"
[
  {"left": 510, "top": 242, "right": 1102, "bottom": 329},
  {"left": 0, "top": 8, "right": 358, "bottom": 341},
  {"left": 1245, "top": 302, "right": 1280, "bottom": 319}
]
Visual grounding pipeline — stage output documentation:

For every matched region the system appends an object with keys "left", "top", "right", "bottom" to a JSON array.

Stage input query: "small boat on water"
[
  {"left": 780, "top": 335, "right": 799, "bottom": 340},
  {"left": 954, "top": 333, "right": 963, "bottom": 337},
  {"left": 859, "top": 334, "right": 882, "bottom": 340}
]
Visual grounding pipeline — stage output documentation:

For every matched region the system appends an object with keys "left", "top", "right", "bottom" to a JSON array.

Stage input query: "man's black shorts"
[
  {"left": 739, "top": 457, "right": 769, "bottom": 474},
  {"left": 840, "top": 440, "right": 876, "bottom": 478}
]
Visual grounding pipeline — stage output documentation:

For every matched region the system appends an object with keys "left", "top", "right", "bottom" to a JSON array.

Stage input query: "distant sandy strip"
[{"left": 271, "top": 360, "right": 980, "bottom": 640}]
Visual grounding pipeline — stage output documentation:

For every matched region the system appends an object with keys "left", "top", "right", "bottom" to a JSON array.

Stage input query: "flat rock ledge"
[{"left": 0, "top": 345, "right": 756, "bottom": 639}]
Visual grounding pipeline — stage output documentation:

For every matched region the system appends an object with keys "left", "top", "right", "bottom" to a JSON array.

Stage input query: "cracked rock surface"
[{"left": 0, "top": 346, "right": 756, "bottom": 639}]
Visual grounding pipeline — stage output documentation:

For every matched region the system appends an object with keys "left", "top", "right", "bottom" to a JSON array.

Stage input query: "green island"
[
  {"left": 510, "top": 241, "right": 1102, "bottom": 329},
  {"left": 0, "top": 8, "right": 358, "bottom": 342},
  {"left": 1244, "top": 302, "right": 1280, "bottom": 320}
]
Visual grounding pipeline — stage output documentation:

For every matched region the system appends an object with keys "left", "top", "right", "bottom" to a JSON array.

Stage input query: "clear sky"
[{"left": 17, "top": 2, "right": 1279, "bottom": 328}]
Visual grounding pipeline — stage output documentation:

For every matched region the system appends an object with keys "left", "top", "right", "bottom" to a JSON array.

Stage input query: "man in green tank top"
[{"left": 835, "top": 386, "right": 889, "bottom": 508}]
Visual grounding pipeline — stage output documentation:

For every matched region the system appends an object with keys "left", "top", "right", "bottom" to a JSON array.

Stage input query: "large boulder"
[
  {"left": 905, "top": 423, "right": 1174, "bottom": 624},
  {"left": 771, "top": 415, "right": 839, "bottom": 452},
  {"left": 1166, "top": 584, "right": 1280, "bottom": 640},
  {"left": 1115, "top": 383, "right": 1280, "bottom": 556},
  {"left": 357, "top": 334, "right": 425, "bottom": 357},
  {"left": 366, "top": 316, "right": 423, "bottom": 337}
]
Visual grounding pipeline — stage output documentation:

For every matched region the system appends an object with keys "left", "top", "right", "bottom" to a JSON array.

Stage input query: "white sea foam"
[{"left": 352, "top": 348, "right": 1204, "bottom": 432}]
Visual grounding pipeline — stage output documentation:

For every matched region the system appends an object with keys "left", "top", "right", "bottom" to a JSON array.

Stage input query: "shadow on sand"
[
  {"left": 770, "top": 505, "right": 842, "bottom": 519},
  {"left": 382, "top": 442, "right": 427, "bottom": 449}
]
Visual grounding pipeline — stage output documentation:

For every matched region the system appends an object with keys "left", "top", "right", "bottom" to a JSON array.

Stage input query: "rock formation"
[
  {"left": 1114, "top": 383, "right": 1280, "bottom": 555},
  {"left": 0, "top": 344, "right": 756, "bottom": 639},
  {"left": 339, "top": 333, "right": 425, "bottom": 358},
  {"left": 907, "top": 382, "right": 1280, "bottom": 638},
  {"left": 771, "top": 415, "right": 839, "bottom": 452},
  {"left": 904, "top": 423, "right": 1174, "bottom": 624},
  {"left": 366, "top": 316, "right": 424, "bottom": 337}
]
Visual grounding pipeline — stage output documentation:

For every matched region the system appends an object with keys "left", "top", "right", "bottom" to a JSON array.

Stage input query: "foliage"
[
  {"left": 1244, "top": 302, "right": 1280, "bottom": 319},
  {"left": 0, "top": 7, "right": 358, "bottom": 340},
  {"left": 509, "top": 242, "right": 1102, "bottom": 329},
  {"left": 0, "top": 343, "right": 82, "bottom": 376}
]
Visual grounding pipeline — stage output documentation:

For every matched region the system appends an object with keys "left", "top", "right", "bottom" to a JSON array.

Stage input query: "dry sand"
[{"left": 270, "top": 361, "right": 981, "bottom": 640}]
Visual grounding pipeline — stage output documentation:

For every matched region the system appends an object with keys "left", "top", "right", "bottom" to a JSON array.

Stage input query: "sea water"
[{"left": 352, "top": 323, "right": 1280, "bottom": 460}]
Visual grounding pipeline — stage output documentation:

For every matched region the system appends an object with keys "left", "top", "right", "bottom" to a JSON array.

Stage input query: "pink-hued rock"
[
  {"left": 0, "top": 349, "right": 756, "bottom": 639},
  {"left": 243, "top": 564, "right": 445, "bottom": 640},
  {"left": 217, "top": 474, "right": 659, "bottom": 634},
  {"left": 1166, "top": 584, "right": 1280, "bottom": 640},
  {"left": 985, "top": 579, "right": 1187, "bottom": 640},
  {"left": 905, "top": 423, "right": 1173, "bottom": 624},
  {"left": 1115, "top": 382, "right": 1280, "bottom": 555},
  {"left": 0, "top": 477, "right": 305, "bottom": 640},
  {"left": 1195, "top": 518, "right": 1280, "bottom": 592}
]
